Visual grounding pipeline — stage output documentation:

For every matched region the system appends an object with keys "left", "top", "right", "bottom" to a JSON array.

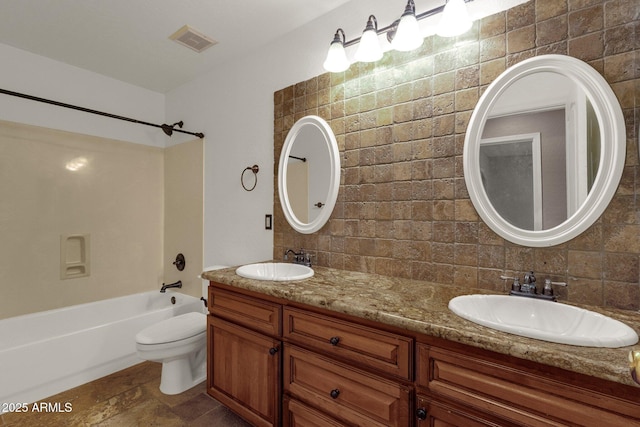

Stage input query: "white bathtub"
[{"left": 0, "top": 290, "right": 205, "bottom": 409}]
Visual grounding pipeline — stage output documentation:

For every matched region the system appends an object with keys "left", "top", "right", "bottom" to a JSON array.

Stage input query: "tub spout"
[{"left": 160, "top": 280, "right": 182, "bottom": 293}]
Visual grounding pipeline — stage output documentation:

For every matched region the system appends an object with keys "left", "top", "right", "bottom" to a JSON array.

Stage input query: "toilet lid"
[{"left": 136, "top": 312, "right": 206, "bottom": 345}]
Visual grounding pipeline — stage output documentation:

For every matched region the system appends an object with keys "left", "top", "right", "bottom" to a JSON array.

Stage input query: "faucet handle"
[
  {"left": 543, "top": 279, "right": 567, "bottom": 296},
  {"left": 305, "top": 252, "right": 314, "bottom": 266},
  {"left": 550, "top": 280, "right": 567, "bottom": 286},
  {"left": 500, "top": 275, "right": 520, "bottom": 292}
]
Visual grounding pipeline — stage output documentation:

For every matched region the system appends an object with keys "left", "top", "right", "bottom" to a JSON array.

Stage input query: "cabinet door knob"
[
  {"left": 416, "top": 408, "right": 427, "bottom": 420},
  {"left": 269, "top": 346, "right": 279, "bottom": 355},
  {"left": 329, "top": 336, "right": 340, "bottom": 346},
  {"left": 330, "top": 389, "right": 340, "bottom": 399}
]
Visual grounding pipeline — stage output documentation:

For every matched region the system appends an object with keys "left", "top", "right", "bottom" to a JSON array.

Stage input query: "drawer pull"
[
  {"left": 269, "top": 346, "right": 279, "bottom": 355},
  {"left": 330, "top": 388, "right": 340, "bottom": 399},
  {"left": 329, "top": 336, "right": 340, "bottom": 346},
  {"left": 416, "top": 408, "right": 427, "bottom": 420}
]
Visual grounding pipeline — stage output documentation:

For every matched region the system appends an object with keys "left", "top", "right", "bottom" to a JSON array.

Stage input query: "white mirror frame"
[
  {"left": 464, "top": 55, "right": 626, "bottom": 247},
  {"left": 278, "top": 115, "right": 340, "bottom": 234}
]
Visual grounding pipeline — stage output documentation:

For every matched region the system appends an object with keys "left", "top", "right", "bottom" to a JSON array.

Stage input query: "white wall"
[
  {"left": 166, "top": 0, "right": 525, "bottom": 269},
  {"left": 166, "top": 0, "right": 411, "bottom": 268},
  {"left": 0, "top": 43, "right": 166, "bottom": 147}
]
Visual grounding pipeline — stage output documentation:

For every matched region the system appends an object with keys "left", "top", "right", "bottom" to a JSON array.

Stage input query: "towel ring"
[{"left": 241, "top": 164, "right": 259, "bottom": 191}]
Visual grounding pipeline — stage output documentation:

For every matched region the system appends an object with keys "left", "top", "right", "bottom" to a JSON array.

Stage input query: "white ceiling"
[{"left": 0, "top": 0, "right": 353, "bottom": 93}]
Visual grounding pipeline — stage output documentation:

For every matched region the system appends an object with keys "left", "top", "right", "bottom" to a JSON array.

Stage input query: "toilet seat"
[{"left": 136, "top": 312, "right": 206, "bottom": 345}]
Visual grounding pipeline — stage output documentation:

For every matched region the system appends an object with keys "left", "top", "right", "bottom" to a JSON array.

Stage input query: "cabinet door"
[{"left": 208, "top": 316, "right": 281, "bottom": 427}]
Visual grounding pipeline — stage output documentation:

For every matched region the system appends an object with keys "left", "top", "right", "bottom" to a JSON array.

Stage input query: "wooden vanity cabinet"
[
  {"left": 207, "top": 287, "right": 282, "bottom": 427},
  {"left": 208, "top": 283, "right": 640, "bottom": 427},
  {"left": 416, "top": 342, "right": 640, "bottom": 426},
  {"left": 208, "top": 283, "right": 414, "bottom": 427}
]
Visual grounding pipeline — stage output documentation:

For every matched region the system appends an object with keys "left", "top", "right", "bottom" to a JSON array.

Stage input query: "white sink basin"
[
  {"left": 235, "top": 262, "right": 314, "bottom": 281},
  {"left": 449, "top": 294, "right": 638, "bottom": 348}
]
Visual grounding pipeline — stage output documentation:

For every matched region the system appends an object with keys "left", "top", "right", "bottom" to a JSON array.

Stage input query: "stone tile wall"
[{"left": 273, "top": 0, "right": 639, "bottom": 310}]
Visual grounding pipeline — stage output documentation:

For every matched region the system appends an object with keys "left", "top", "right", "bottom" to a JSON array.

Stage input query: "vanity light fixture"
[
  {"left": 323, "top": 0, "right": 474, "bottom": 73},
  {"left": 354, "top": 15, "right": 383, "bottom": 62},
  {"left": 322, "top": 28, "right": 350, "bottom": 73},
  {"left": 436, "top": 0, "right": 473, "bottom": 37}
]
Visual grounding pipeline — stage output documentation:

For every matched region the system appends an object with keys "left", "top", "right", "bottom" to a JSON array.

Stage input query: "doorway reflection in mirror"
[{"left": 480, "top": 72, "right": 601, "bottom": 232}]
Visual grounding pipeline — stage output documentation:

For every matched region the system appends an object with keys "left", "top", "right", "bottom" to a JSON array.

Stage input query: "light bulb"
[
  {"left": 391, "top": 1, "right": 423, "bottom": 52},
  {"left": 355, "top": 15, "right": 383, "bottom": 63},
  {"left": 323, "top": 29, "right": 350, "bottom": 72},
  {"left": 436, "top": 0, "right": 473, "bottom": 37}
]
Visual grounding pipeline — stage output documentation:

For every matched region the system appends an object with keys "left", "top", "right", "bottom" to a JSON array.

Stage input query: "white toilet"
[
  {"left": 135, "top": 311, "right": 207, "bottom": 395},
  {"left": 136, "top": 266, "right": 226, "bottom": 394}
]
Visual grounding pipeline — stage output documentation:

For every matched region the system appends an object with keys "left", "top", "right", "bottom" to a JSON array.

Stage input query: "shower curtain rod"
[{"left": 0, "top": 88, "right": 205, "bottom": 139}]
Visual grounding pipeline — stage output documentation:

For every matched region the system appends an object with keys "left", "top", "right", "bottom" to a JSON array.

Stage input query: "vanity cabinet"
[
  {"left": 208, "top": 284, "right": 413, "bottom": 427},
  {"left": 416, "top": 343, "right": 640, "bottom": 426},
  {"left": 207, "top": 287, "right": 282, "bottom": 427},
  {"left": 208, "top": 282, "right": 640, "bottom": 427}
]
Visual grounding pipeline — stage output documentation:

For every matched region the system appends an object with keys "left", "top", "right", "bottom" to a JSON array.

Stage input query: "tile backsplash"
[{"left": 274, "top": 0, "right": 639, "bottom": 310}]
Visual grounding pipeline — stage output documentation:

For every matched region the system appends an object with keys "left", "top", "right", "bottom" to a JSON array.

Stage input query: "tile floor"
[{"left": 1, "top": 362, "right": 252, "bottom": 426}]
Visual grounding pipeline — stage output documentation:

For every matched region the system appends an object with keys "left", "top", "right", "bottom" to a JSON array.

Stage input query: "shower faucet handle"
[{"left": 173, "top": 253, "right": 186, "bottom": 271}]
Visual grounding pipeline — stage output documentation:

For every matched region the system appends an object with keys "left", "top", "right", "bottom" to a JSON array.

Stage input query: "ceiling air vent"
[{"left": 169, "top": 25, "right": 217, "bottom": 53}]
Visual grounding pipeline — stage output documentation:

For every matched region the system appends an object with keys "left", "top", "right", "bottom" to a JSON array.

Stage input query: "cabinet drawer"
[
  {"left": 415, "top": 394, "right": 519, "bottom": 427},
  {"left": 283, "top": 307, "right": 412, "bottom": 380},
  {"left": 209, "top": 286, "right": 281, "bottom": 336},
  {"left": 284, "top": 345, "right": 411, "bottom": 427},
  {"left": 417, "top": 344, "right": 640, "bottom": 426},
  {"left": 283, "top": 396, "right": 345, "bottom": 427}
]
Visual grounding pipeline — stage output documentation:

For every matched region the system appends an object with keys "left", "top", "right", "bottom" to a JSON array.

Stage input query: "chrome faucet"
[
  {"left": 284, "top": 248, "right": 312, "bottom": 267},
  {"left": 521, "top": 271, "right": 536, "bottom": 294},
  {"left": 160, "top": 280, "right": 182, "bottom": 293}
]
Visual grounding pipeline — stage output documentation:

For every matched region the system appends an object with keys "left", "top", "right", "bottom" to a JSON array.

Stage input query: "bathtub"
[{"left": 0, "top": 290, "right": 205, "bottom": 409}]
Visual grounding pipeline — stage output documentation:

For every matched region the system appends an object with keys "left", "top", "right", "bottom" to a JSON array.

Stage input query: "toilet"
[
  {"left": 135, "top": 311, "right": 207, "bottom": 395},
  {"left": 136, "top": 265, "right": 227, "bottom": 395}
]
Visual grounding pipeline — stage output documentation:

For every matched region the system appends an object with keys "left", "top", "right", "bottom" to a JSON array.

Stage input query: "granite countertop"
[{"left": 201, "top": 264, "right": 640, "bottom": 388}]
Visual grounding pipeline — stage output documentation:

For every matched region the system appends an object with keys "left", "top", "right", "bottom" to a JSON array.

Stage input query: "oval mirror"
[
  {"left": 464, "top": 55, "right": 625, "bottom": 247},
  {"left": 278, "top": 115, "right": 340, "bottom": 234}
]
